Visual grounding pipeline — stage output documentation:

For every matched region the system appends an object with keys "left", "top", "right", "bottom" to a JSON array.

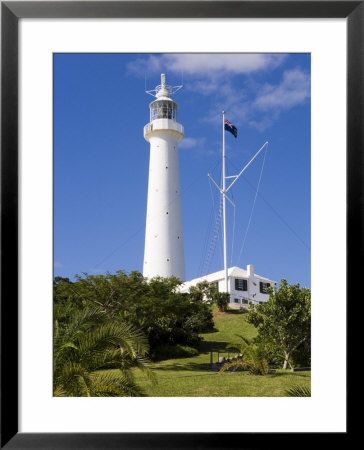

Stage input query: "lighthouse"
[{"left": 143, "top": 74, "right": 185, "bottom": 280}]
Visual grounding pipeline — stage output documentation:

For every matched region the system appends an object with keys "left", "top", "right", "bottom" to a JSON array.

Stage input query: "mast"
[
  {"left": 222, "top": 111, "right": 228, "bottom": 292},
  {"left": 207, "top": 114, "right": 268, "bottom": 293}
]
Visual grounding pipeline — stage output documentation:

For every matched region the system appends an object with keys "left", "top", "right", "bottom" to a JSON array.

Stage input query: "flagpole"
[{"left": 222, "top": 111, "right": 228, "bottom": 293}]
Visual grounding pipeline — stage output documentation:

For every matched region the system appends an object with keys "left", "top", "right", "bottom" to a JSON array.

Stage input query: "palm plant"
[
  {"left": 218, "top": 335, "right": 269, "bottom": 376},
  {"left": 54, "top": 307, "right": 156, "bottom": 396},
  {"left": 285, "top": 385, "right": 311, "bottom": 397}
]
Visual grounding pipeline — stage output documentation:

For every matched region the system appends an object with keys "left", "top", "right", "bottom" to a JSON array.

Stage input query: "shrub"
[
  {"left": 54, "top": 271, "right": 215, "bottom": 357},
  {"left": 213, "top": 292, "right": 230, "bottom": 312}
]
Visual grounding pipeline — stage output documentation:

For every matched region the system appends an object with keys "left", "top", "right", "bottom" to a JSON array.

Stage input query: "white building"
[
  {"left": 182, "top": 265, "right": 276, "bottom": 309},
  {"left": 143, "top": 74, "right": 185, "bottom": 280}
]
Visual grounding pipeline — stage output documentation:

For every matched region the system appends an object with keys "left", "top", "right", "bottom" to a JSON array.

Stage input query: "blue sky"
[{"left": 54, "top": 53, "right": 311, "bottom": 288}]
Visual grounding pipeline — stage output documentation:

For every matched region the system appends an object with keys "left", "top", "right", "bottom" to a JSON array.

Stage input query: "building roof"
[{"left": 181, "top": 266, "right": 276, "bottom": 290}]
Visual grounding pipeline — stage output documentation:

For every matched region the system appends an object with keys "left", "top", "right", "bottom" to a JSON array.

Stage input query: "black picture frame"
[{"left": 1, "top": 1, "right": 358, "bottom": 448}]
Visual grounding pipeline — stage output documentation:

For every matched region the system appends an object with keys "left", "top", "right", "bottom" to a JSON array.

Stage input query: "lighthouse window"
[{"left": 151, "top": 101, "right": 177, "bottom": 121}]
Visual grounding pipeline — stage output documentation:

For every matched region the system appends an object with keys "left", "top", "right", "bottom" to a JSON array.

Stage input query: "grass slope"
[
  {"left": 200, "top": 308, "right": 257, "bottom": 347},
  {"left": 129, "top": 307, "right": 311, "bottom": 397}
]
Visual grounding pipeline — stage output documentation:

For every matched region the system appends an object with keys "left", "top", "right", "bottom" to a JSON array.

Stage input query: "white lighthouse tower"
[{"left": 143, "top": 74, "right": 185, "bottom": 280}]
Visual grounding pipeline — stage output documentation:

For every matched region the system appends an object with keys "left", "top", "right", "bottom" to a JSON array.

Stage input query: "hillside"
[{"left": 129, "top": 307, "right": 311, "bottom": 397}]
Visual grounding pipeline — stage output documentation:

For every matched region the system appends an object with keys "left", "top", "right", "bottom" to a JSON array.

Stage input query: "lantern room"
[{"left": 150, "top": 99, "right": 178, "bottom": 122}]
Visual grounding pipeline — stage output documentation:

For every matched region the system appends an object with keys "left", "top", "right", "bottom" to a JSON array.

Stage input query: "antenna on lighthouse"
[{"left": 146, "top": 73, "right": 183, "bottom": 98}]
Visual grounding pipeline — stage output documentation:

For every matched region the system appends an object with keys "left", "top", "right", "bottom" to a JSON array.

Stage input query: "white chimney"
[{"left": 247, "top": 264, "right": 254, "bottom": 277}]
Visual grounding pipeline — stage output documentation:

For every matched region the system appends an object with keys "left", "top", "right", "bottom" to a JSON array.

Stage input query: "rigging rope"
[
  {"left": 198, "top": 179, "right": 215, "bottom": 276},
  {"left": 226, "top": 152, "right": 310, "bottom": 252},
  {"left": 237, "top": 143, "right": 268, "bottom": 265},
  {"left": 230, "top": 192, "right": 236, "bottom": 267},
  {"left": 202, "top": 179, "right": 223, "bottom": 276},
  {"left": 198, "top": 157, "right": 224, "bottom": 276}
]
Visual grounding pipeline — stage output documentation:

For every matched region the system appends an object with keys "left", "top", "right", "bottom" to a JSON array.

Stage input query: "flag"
[{"left": 224, "top": 119, "right": 238, "bottom": 138}]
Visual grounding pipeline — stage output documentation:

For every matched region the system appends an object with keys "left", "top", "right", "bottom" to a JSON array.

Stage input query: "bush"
[
  {"left": 182, "top": 305, "right": 214, "bottom": 333},
  {"left": 213, "top": 292, "right": 230, "bottom": 312},
  {"left": 152, "top": 344, "right": 199, "bottom": 361},
  {"left": 54, "top": 271, "right": 215, "bottom": 357}
]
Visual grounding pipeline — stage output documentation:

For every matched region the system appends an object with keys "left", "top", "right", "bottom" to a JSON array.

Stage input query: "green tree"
[
  {"left": 54, "top": 271, "right": 214, "bottom": 358},
  {"left": 54, "top": 306, "right": 156, "bottom": 396},
  {"left": 247, "top": 279, "right": 311, "bottom": 369},
  {"left": 71, "top": 270, "right": 147, "bottom": 319},
  {"left": 188, "top": 280, "right": 217, "bottom": 304}
]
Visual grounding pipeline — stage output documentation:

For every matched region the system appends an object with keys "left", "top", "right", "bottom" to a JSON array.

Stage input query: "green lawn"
[
  {"left": 200, "top": 307, "right": 258, "bottom": 348},
  {"left": 135, "top": 367, "right": 310, "bottom": 397},
  {"left": 111, "top": 307, "right": 311, "bottom": 396}
]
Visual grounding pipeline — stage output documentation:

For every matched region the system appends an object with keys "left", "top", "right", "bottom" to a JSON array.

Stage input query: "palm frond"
[
  {"left": 90, "top": 371, "right": 146, "bottom": 397},
  {"left": 54, "top": 362, "right": 92, "bottom": 397},
  {"left": 53, "top": 385, "right": 67, "bottom": 397},
  {"left": 234, "top": 334, "right": 251, "bottom": 346},
  {"left": 285, "top": 385, "right": 311, "bottom": 397},
  {"left": 219, "top": 341, "right": 269, "bottom": 376},
  {"left": 219, "top": 356, "right": 246, "bottom": 374},
  {"left": 54, "top": 306, "right": 154, "bottom": 396}
]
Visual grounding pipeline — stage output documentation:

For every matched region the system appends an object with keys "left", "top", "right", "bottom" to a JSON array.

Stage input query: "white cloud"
[
  {"left": 128, "top": 54, "right": 309, "bottom": 132},
  {"left": 127, "top": 54, "right": 287, "bottom": 78},
  {"left": 244, "top": 68, "right": 310, "bottom": 131},
  {"left": 253, "top": 68, "right": 310, "bottom": 112},
  {"left": 162, "top": 54, "right": 286, "bottom": 76},
  {"left": 179, "top": 137, "right": 206, "bottom": 149},
  {"left": 54, "top": 261, "right": 63, "bottom": 268}
]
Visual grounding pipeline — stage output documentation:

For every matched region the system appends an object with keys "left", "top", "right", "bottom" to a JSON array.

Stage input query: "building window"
[
  {"left": 235, "top": 278, "right": 247, "bottom": 291},
  {"left": 234, "top": 298, "right": 240, "bottom": 303},
  {"left": 259, "top": 282, "right": 270, "bottom": 294},
  {"left": 242, "top": 299, "right": 249, "bottom": 304}
]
